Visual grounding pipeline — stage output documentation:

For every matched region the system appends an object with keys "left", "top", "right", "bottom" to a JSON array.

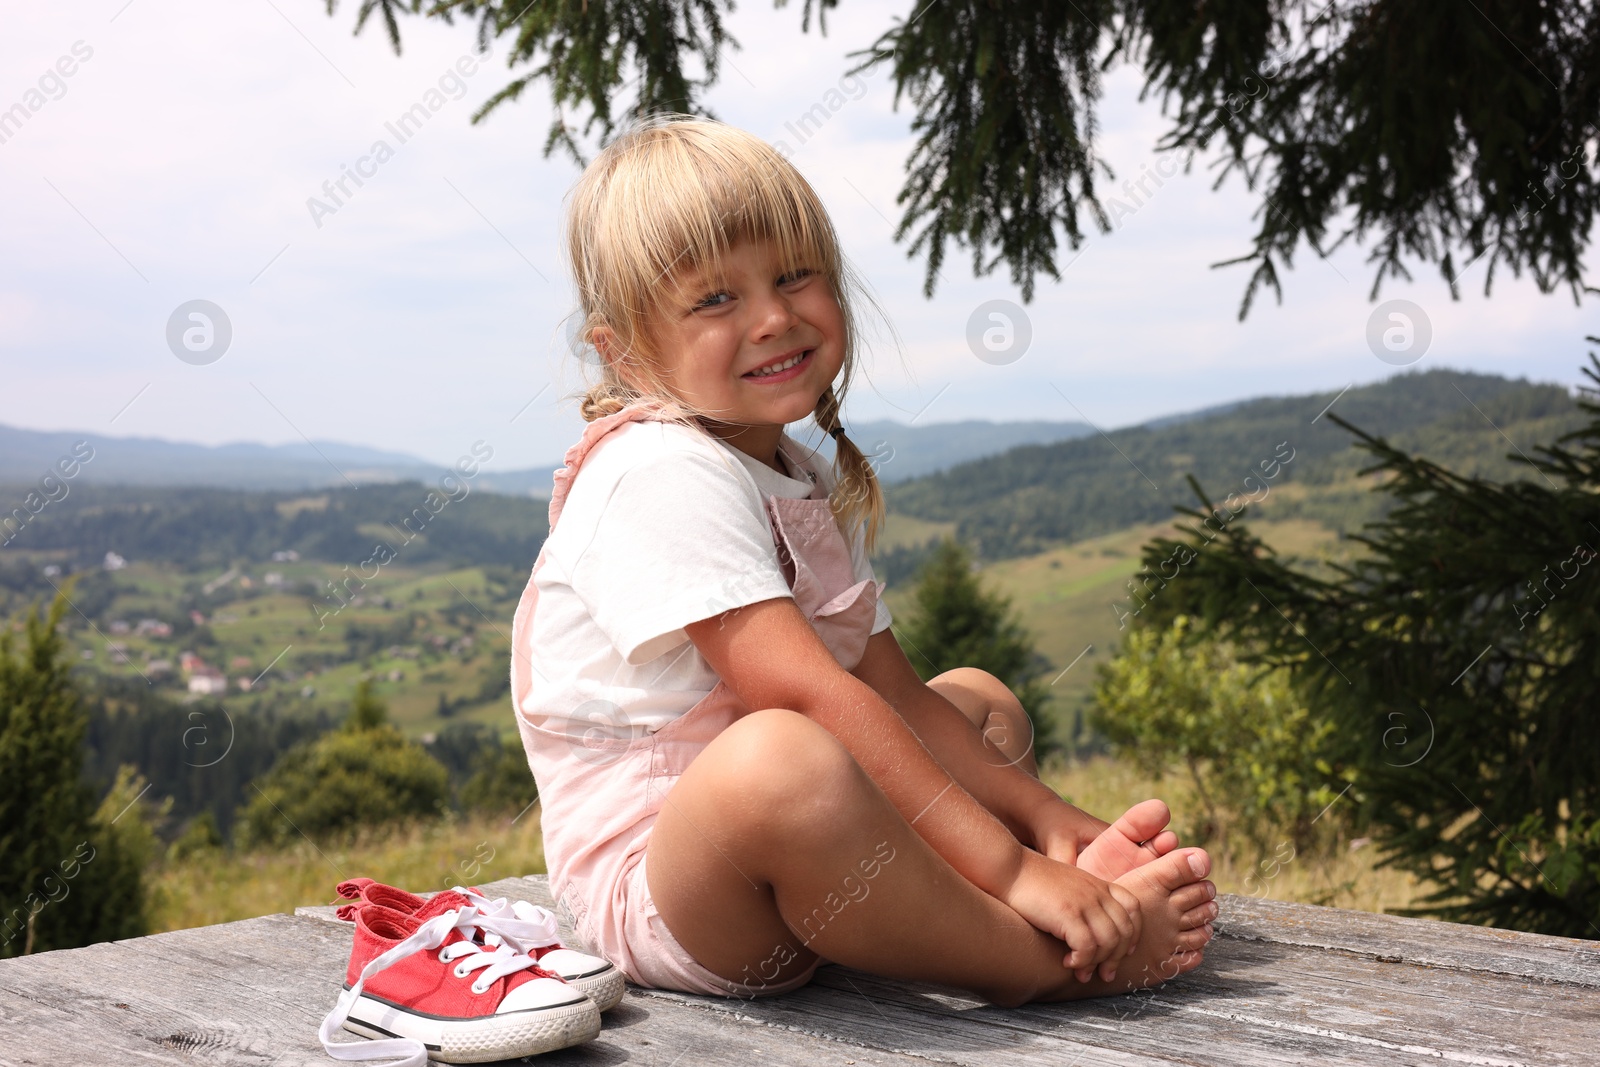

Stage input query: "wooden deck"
[{"left": 2, "top": 874, "right": 1596, "bottom": 1066}]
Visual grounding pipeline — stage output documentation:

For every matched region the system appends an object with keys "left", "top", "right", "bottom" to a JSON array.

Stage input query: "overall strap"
[{"left": 547, "top": 400, "right": 673, "bottom": 531}]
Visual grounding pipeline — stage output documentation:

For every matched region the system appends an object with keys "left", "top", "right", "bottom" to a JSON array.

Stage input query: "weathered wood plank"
[
  {"left": 0, "top": 911, "right": 926, "bottom": 1067},
  {"left": 7, "top": 874, "right": 1599, "bottom": 1067},
  {"left": 1217, "top": 894, "right": 1600, "bottom": 988},
  {"left": 308, "top": 876, "right": 1600, "bottom": 1067},
  {"left": 0, "top": 913, "right": 349, "bottom": 1067},
  {"left": 633, "top": 938, "right": 1600, "bottom": 1067}
]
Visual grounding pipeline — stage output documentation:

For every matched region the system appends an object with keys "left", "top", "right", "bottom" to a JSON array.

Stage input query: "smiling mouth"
[{"left": 744, "top": 350, "right": 813, "bottom": 378}]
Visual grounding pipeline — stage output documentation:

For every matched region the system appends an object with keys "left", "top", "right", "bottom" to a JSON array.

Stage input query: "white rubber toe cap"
[
  {"left": 538, "top": 948, "right": 613, "bottom": 980},
  {"left": 497, "top": 976, "right": 587, "bottom": 1014}
]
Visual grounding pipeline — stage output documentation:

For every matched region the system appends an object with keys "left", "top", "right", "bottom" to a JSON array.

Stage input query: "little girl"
[{"left": 510, "top": 115, "right": 1217, "bottom": 1008}]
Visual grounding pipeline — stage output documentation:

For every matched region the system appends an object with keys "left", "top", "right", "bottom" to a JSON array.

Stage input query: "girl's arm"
[
  {"left": 848, "top": 628, "right": 1108, "bottom": 859},
  {"left": 685, "top": 596, "right": 1141, "bottom": 980}
]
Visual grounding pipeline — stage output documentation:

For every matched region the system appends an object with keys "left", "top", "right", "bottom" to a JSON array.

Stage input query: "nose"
[{"left": 747, "top": 284, "right": 800, "bottom": 344}]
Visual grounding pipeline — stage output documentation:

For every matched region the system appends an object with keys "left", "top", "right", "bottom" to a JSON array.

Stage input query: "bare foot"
[
  {"left": 1077, "top": 799, "right": 1181, "bottom": 882},
  {"left": 1040, "top": 847, "right": 1216, "bottom": 1000}
]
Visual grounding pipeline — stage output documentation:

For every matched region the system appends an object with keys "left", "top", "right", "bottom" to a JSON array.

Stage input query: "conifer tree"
[
  {"left": 347, "top": 677, "right": 388, "bottom": 732},
  {"left": 1135, "top": 345, "right": 1600, "bottom": 936},
  {"left": 0, "top": 591, "right": 146, "bottom": 956},
  {"left": 897, "top": 538, "right": 1054, "bottom": 747},
  {"left": 329, "top": 0, "right": 1600, "bottom": 311}
]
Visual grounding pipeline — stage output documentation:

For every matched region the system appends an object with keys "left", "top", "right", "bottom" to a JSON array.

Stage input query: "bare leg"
[
  {"left": 926, "top": 667, "right": 1039, "bottom": 776},
  {"left": 646, "top": 709, "right": 1213, "bottom": 1007},
  {"left": 930, "top": 669, "right": 1183, "bottom": 881}
]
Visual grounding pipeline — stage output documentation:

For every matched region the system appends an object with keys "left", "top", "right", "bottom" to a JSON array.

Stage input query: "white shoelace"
[
  {"left": 448, "top": 887, "right": 563, "bottom": 953},
  {"left": 318, "top": 904, "right": 551, "bottom": 1067}
]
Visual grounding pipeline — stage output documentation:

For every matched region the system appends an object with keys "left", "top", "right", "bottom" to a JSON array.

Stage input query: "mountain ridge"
[
  {"left": 886, "top": 368, "right": 1584, "bottom": 559},
  {"left": 0, "top": 416, "right": 1099, "bottom": 494},
  {"left": 3, "top": 368, "right": 1576, "bottom": 505}
]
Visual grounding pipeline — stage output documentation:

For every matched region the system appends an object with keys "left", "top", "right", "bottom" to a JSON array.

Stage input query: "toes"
[
  {"left": 1080, "top": 801, "right": 1184, "bottom": 881},
  {"left": 1175, "top": 924, "right": 1214, "bottom": 953},
  {"left": 1120, "top": 846, "right": 1211, "bottom": 891},
  {"left": 1180, "top": 900, "right": 1221, "bottom": 929},
  {"left": 1160, "top": 949, "right": 1206, "bottom": 980},
  {"left": 1170, "top": 881, "right": 1215, "bottom": 914},
  {"left": 1110, "top": 799, "right": 1172, "bottom": 846},
  {"left": 1142, "top": 948, "right": 1206, "bottom": 984}
]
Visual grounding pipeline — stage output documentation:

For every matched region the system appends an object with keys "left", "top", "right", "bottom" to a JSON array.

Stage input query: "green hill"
[
  {"left": 885, "top": 369, "right": 1583, "bottom": 560},
  {"left": 876, "top": 368, "right": 1586, "bottom": 741}
]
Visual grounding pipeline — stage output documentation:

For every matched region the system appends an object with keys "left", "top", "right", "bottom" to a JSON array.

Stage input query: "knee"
[
  {"left": 707, "top": 709, "right": 866, "bottom": 827},
  {"left": 932, "top": 668, "right": 1037, "bottom": 770},
  {"left": 932, "top": 668, "right": 1022, "bottom": 728},
  {"left": 951, "top": 667, "right": 1016, "bottom": 706}
]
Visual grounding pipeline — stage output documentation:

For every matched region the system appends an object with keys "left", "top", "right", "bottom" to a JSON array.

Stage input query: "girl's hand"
[
  {"left": 999, "top": 848, "right": 1142, "bottom": 982},
  {"left": 1024, "top": 797, "right": 1110, "bottom": 866}
]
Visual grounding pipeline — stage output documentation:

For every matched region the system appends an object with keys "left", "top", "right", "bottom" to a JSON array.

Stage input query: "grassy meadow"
[
  {"left": 149, "top": 758, "right": 1425, "bottom": 934},
  {"left": 1045, "top": 757, "right": 1427, "bottom": 916},
  {"left": 151, "top": 808, "right": 546, "bottom": 932},
  {"left": 883, "top": 514, "right": 1354, "bottom": 747}
]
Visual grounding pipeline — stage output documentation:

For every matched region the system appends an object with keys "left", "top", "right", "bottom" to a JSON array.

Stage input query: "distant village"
[{"left": 68, "top": 545, "right": 475, "bottom": 703}]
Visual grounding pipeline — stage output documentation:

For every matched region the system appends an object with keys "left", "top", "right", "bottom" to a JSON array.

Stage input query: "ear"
[
  {"left": 592, "top": 324, "right": 615, "bottom": 365},
  {"left": 595, "top": 325, "right": 649, "bottom": 392}
]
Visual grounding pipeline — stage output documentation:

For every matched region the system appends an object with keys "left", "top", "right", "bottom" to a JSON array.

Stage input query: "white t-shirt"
[{"left": 521, "top": 419, "right": 892, "bottom": 737}]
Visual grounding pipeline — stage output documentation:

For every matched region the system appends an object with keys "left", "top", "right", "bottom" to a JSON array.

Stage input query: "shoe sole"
[
  {"left": 567, "top": 965, "right": 625, "bottom": 1012},
  {"left": 343, "top": 994, "right": 600, "bottom": 1063}
]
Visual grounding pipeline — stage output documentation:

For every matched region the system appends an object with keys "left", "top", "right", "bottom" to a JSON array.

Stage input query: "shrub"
[
  {"left": 460, "top": 737, "right": 538, "bottom": 817},
  {"left": 233, "top": 682, "right": 448, "bottom": 848},
  {"left": 168, "top": 811, "right": 224, "bottom": 862},
  {"left": 1092, "top": 615, "right": 1348, "bottom": 854},
  {"left": 426, "top": 721, "right": 499, "bottom": 790}
]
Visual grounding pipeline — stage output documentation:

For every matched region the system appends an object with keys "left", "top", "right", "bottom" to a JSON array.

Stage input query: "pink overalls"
[{"left": 509, "top": 401, "right": 884, "bottom": 997}]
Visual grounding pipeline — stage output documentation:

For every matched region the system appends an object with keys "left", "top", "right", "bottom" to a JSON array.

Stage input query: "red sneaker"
[
  {"left": 335, "top": 878, "right": 624, "bottom": 1012},
  {"left": 320, "top": 893, "right": 600, "bottom": 1065}
]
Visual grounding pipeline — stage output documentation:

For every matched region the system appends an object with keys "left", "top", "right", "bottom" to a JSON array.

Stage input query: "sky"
[{"left": 1, "top": 0, "right": 1595, "bottom": 470}]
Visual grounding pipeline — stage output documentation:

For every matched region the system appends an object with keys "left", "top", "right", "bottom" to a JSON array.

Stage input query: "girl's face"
[{"left": 622, "top": 236, "right": 846, "bottom": 454}]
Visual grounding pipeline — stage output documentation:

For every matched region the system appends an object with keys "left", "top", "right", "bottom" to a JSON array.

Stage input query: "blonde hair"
[{"left": 561, "top": 113, "right": 889, "bottom": 553}]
